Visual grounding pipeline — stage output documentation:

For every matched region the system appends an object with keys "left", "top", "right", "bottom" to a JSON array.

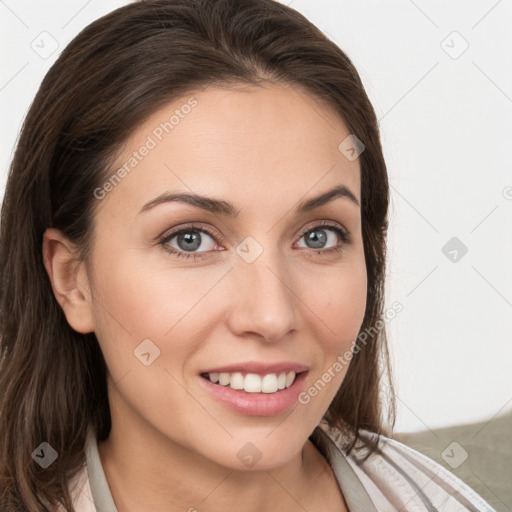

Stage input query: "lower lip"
[{"left": 198, "top": 372, "right": 308, "bottom": 416}]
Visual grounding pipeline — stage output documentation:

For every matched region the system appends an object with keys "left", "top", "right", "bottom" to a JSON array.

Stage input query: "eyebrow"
[{"left": 138, "top": 184, "right": 360, "bottom": 217}]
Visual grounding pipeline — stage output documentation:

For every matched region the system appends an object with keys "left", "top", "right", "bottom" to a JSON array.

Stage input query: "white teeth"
[
  {"left": 261, "top": 374, "right": 278, "bottom": 393},
  {"left": 230, "top": 372, "right": 244, "bottom": 390},
  {"left": 206, "top": 371, "right": 297, "bottom": 393},
  {"left": 277, "top": 372, "right": 287, "bottom": 390},
  {"left": 218, "top": 372, "right": 230, "bottom": 386},
  {"left": 244, "top": 374, "right": 262, "bottom": 393}
]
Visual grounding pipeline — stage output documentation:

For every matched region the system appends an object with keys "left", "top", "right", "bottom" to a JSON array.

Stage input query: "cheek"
[
  {"left": 91, "top": 247, "right": 218, "bottom": 332},
  {"left": 88, "top": 248, "right": 230, "bottom": 373},
  {"left": 295, "top": 259, "right": 367, "bottom": 423},
  {"left": 311, "top": 260, "right": 367, "bottom": 347}
]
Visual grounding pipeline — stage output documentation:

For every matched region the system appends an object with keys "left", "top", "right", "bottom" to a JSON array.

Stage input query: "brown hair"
[{"left": 0, "top": 0, "right": 395, "bottom": 509}]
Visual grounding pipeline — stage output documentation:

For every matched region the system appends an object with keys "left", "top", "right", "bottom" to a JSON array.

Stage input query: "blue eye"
[
  {"left": 296, "top": 224, "right": 349, "bottom": 252},
  {"left": 160, "top": 221, "right": 350, "bottom": 260},
  {"left": 162, "top": 227, "right": 218, "bottom": 258}
]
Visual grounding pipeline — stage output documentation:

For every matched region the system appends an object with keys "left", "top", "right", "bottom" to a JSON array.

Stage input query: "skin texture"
[{"left": 43, "top": 82, "right": 366, "bottom": 511}]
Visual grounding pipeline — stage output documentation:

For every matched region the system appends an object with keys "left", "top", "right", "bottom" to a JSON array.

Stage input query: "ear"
[{"left": 42, "top": 227, "right": 95, "bottom": 334}]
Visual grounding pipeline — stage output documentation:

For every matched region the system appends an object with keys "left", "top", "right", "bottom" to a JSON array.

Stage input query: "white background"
[{"left": 1, "top": 0, "right": 511, "bottom": 433}]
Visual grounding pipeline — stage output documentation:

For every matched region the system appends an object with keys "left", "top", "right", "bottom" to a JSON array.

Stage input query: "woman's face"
[{"left": 82, "top": 82, "right": 366, "bottom": 469}]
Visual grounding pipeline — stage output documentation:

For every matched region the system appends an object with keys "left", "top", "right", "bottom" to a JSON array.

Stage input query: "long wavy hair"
[{"left": 0, "top": 0, "right": 395, "bottom": 509}]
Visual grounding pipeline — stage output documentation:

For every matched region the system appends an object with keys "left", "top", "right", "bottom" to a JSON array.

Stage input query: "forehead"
[{"left": 99, "top": 82, "right": 361, "bottom": 217}]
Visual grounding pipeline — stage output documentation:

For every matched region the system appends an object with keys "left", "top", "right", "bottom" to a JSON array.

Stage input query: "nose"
[{"left": 225, "top": 246, "right": 297, "bottom": 343}]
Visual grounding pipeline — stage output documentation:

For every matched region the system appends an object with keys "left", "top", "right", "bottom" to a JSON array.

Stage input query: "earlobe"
[{"left": 42, "top": 228, "right": 95, "bottom": 334}]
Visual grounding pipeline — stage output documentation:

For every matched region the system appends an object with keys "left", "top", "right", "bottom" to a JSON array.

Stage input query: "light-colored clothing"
[{"left": 64, "top": 422, "right": 497, "bottom": 511}]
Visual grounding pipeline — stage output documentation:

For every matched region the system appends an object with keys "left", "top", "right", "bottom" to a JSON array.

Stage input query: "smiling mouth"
[{"left": 200, "top": 371, "right": 302, "bottom": 394}]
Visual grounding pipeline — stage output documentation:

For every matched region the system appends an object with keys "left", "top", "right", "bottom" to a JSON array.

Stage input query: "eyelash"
[{"left": 159, "top": 221, "right": 351, "bottom": 261}]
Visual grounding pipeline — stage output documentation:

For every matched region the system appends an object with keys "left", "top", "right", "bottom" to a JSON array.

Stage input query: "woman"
[{"left": 0, "top": 0, "right": 496, "bottom": 510}]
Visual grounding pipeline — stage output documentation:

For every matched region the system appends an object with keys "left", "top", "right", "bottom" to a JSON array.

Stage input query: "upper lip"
[{"left": 199, "top": 361, "right": 309, "bottom": 375}]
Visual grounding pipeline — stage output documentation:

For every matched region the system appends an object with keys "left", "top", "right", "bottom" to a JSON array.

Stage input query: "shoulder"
[
  {"left": 318, "top": 422, "right": 497, "bottom": 511},
  {"left": 57, "top": 463, "right": 96, "bottom": 512}
]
